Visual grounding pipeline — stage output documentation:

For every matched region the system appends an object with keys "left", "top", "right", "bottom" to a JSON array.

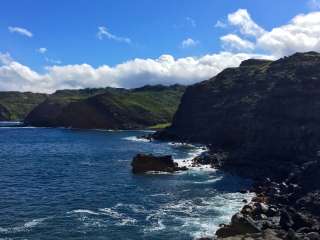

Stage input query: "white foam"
[
  {"left": 69, "top": 209, "right": 100, "bottom": 215},
  {"left": 123, "top": 136, "right": 151, "bottom": 142},
  {"left": 172, "top": 146, "right": 214, "bottom": 172},
  {"left": 143, "top": 192, "right": 255, "bottom": 238},
  {"left": 99, "top": 207, "right": 137, "bottom": 226},
  {"left": 0, "top": 218, "right": 47, "bottom": 234}
]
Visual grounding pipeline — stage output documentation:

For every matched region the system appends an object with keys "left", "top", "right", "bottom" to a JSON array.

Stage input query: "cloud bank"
[
  {"left": 2, "top": 9, "right": 320, "bottom": 93},
  {"left": 0, "top": 52, "right": 271, "bottom": 93}
]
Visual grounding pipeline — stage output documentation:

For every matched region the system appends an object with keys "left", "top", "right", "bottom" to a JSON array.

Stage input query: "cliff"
[
  {"left": 24, "top": 85, "right": 186, "bottom": 129},
  {"left": 155, "top": 52, "right": 320, "bottom": 179},
  {"left": 154, "top": 52, "right": 320, "bottom": 239}
]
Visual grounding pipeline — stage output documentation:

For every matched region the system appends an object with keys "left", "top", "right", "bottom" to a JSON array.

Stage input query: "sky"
[{"left": 1, "top": 0, "right": 320, "bottom": 93}]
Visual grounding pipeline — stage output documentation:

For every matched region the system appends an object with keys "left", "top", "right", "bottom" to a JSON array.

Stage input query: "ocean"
[{"left": 0, "top": 123, "right": 253, "bottom": 239}]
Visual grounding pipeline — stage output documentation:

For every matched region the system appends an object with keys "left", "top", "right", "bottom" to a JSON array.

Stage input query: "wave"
[
  {"left": 122, "top": 136, "right": 151, "bottom": 142},
  {"left": 0, "top": 218, "right": 47, "bottom": 234},
  {"left": 142, "top": 192, "right": 254, "bottom": 238},
  {"left": 69, "top": 209, "right": 100, "bottom": 215}
]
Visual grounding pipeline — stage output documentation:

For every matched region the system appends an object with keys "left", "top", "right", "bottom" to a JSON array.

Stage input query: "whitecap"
[
  {"left": 122, "top": 136, "right": 151, "bottom": 142},
  {"left": 0, "top": 218, "right": 47, "bottom": 234},
  {"left": 69, "top": 209, "right": 100, "bottom": 215}
]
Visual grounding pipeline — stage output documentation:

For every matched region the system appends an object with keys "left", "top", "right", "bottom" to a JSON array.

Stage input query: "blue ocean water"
[{"left": 0, "top": 124, "right": 252, "bottom": 240}]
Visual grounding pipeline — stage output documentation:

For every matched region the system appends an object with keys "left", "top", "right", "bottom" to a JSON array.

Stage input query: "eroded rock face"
[
  {"left": 155, "top": 52, "right": 320, "bottom": 180},
  {"left": 131, "top": 154, "right": 187, "bottom": 173}
]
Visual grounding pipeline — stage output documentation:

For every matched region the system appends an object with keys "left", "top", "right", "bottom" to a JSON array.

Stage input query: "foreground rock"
[{"left": 131, "top": 154, "right": 187, "bottom": 173}]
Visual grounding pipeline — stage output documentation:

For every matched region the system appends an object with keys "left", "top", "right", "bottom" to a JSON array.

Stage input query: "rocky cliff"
[
  {"left": 154, "top": 52, "right": 320, "bottom": 239},
  {"left": 25, "top": 85, "right": 186, "bottom": 129},
  {"left": 155, "top": 52, "right": 320, "bottom": 180}
]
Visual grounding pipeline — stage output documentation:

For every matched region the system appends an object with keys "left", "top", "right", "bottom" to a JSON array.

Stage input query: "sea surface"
[{"left": 0, "top": 123, "right": 253, "bottom": 240}]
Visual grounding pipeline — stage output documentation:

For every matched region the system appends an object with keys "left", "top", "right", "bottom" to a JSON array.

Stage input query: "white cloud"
[
  {"left": 222, "top": 9, "right": 320, "bottom": 58},
  {"left": 257, "top": 11, "right": 320, "bottom": 57},
  {"left": 8, "top": 26, "right": 33, "bottom": 38},
  {"left": 215, "top": 20, "right": 227, "bottom": 28},
  {"left": 308, "top": 0, "right": 320, "bottom": 9},
  {"left": 0, "top": 52, "right": 14, "bottom": 65},
  {"left": 0, "top": 51, "right": 272, "bottom": 93},
  {"left": 228, "top": 9, "right": 265, "bottom": 37},
  {"left": 97, "top": 26, "right": 131, "bottom": 44},
  {"left": 181, "top": 38, "right": 199, "bottom": 48},
  {"left": 221, "top": 34, "right": 255, "bottom": 51},
  {"left": 37, "top": 48, "right": 47, "bottom": 54}
]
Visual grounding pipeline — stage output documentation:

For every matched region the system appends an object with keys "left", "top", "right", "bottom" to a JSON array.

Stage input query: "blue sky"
[
  {"left": 0, "top": 0, "right": 313, "bottom": 69},
  {"left": 1, "top": 0, "right": 320, "bottom": 92}
]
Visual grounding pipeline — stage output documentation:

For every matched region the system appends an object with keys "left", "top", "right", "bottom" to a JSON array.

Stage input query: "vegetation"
[
  {"left": 25, "top": 84, "right": 186, "bottom": 129},
  {"left": 0, "top": 92, "right": 46, "bottom": 121}
]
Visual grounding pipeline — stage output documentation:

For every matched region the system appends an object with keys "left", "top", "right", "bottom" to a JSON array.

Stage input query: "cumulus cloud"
[
  {"left": 97, "top": 26, "right": 131, "bottom": 44},
  {"left": 222, "top": 9, "right": 320, "bottom": 57},
  {"left": 37, "top": 48, "right": 47, "bottom": 54},
  {"left": 221, "top": 34, "right": 255, "bottom": 51},
  {"left": 181, "top": 38, "right": 199, "bottom": 48},
  {"left": 228, "top": 9, "right": 265, "bottom": 37},
  {"left": 257, "top": 11, "right": 320, "bottom": 57},
  {"left": 0, "top": 52, "right": 272, "bottom": 93},
  {"left": 8, "top": 26, "right": 33, "bottom": 38}
]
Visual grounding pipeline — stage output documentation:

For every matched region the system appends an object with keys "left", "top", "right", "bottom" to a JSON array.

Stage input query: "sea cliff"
[{"left": 154, "top": 52, "right": 320, "bottom": 239}]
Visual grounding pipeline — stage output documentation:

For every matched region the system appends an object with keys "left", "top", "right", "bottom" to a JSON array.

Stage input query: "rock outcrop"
[
  {"left": 153, "top": 52, "right": 320, "bottom": 239},
  {"left": 25, "top": 85, "right": 186, "bottom": 130},
  {"left": 155, "top": 52, "right": 320, "bottom": 180},
  {"left": 131, "top": 154, "right": 187, "bottom": 173}
]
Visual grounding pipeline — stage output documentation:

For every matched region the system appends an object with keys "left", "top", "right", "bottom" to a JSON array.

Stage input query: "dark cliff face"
[
  {"left": 155, "top": 52, "right": 320, "bottom": 179},
  {"left": 25, "top": 85, "right": 186, "bottom": 129}
]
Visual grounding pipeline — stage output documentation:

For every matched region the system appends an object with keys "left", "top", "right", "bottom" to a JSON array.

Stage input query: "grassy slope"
[
  {"left": 25, "top": 85, "right": 186, "bottom": 129},
  {"left": 0, "top": 92, "right": 47, "bottom": 120}
]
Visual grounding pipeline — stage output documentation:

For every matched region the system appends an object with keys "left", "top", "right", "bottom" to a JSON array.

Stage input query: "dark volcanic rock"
[
  {"left": 131, "top": 154, "right": 187, "bottom": 173},
  {"left": 155, "top": 52, "right": 320, "bottom": 180},
  {"left": 152, "top": 52, "right": 320, "bottom": 239}
]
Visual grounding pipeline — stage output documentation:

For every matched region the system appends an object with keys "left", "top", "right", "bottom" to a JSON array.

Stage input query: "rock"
[
  {"left": 306, "top": 232, "right": 320, "bottom": 240},
  {"left": 131, "top": 154, "right": 187, "bottom": 173},
  {"left": 216, "top": 213, "right": 261, "bottom": 238},
  {"left": 192, "top": 151, "right": 228, "bottom": 168},
  {"left": 154, "top": 52, "right": 320, "bottom": 181}
]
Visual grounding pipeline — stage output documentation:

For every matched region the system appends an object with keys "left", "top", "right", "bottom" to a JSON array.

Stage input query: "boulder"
[
  {"left": 216, "top": 213, "right": 261, "bottom": 238},
  {"left": 131, "top": 154, "right": 187, "bottom": 173}
]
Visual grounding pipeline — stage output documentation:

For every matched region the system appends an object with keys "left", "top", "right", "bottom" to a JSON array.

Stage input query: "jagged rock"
[
  {"left": 155, "top": 52, "right": 320, "bottom": 181},
  {"left": 131, "top": 154, "right": 187, "bottom": 173},
  {"left": 192, "top": 151, "right": 228, "bottom": 168},
  {"left": 216, "top": 213, "right": 261, "bottom": 238}
]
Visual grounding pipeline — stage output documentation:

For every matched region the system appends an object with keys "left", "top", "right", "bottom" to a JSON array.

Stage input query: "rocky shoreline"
[
  {"left": 191, "top": 151, "right": 320, "bottom": 240},
  {"left": 150, "top": 52, "right": 320, "bottom": 239}
]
